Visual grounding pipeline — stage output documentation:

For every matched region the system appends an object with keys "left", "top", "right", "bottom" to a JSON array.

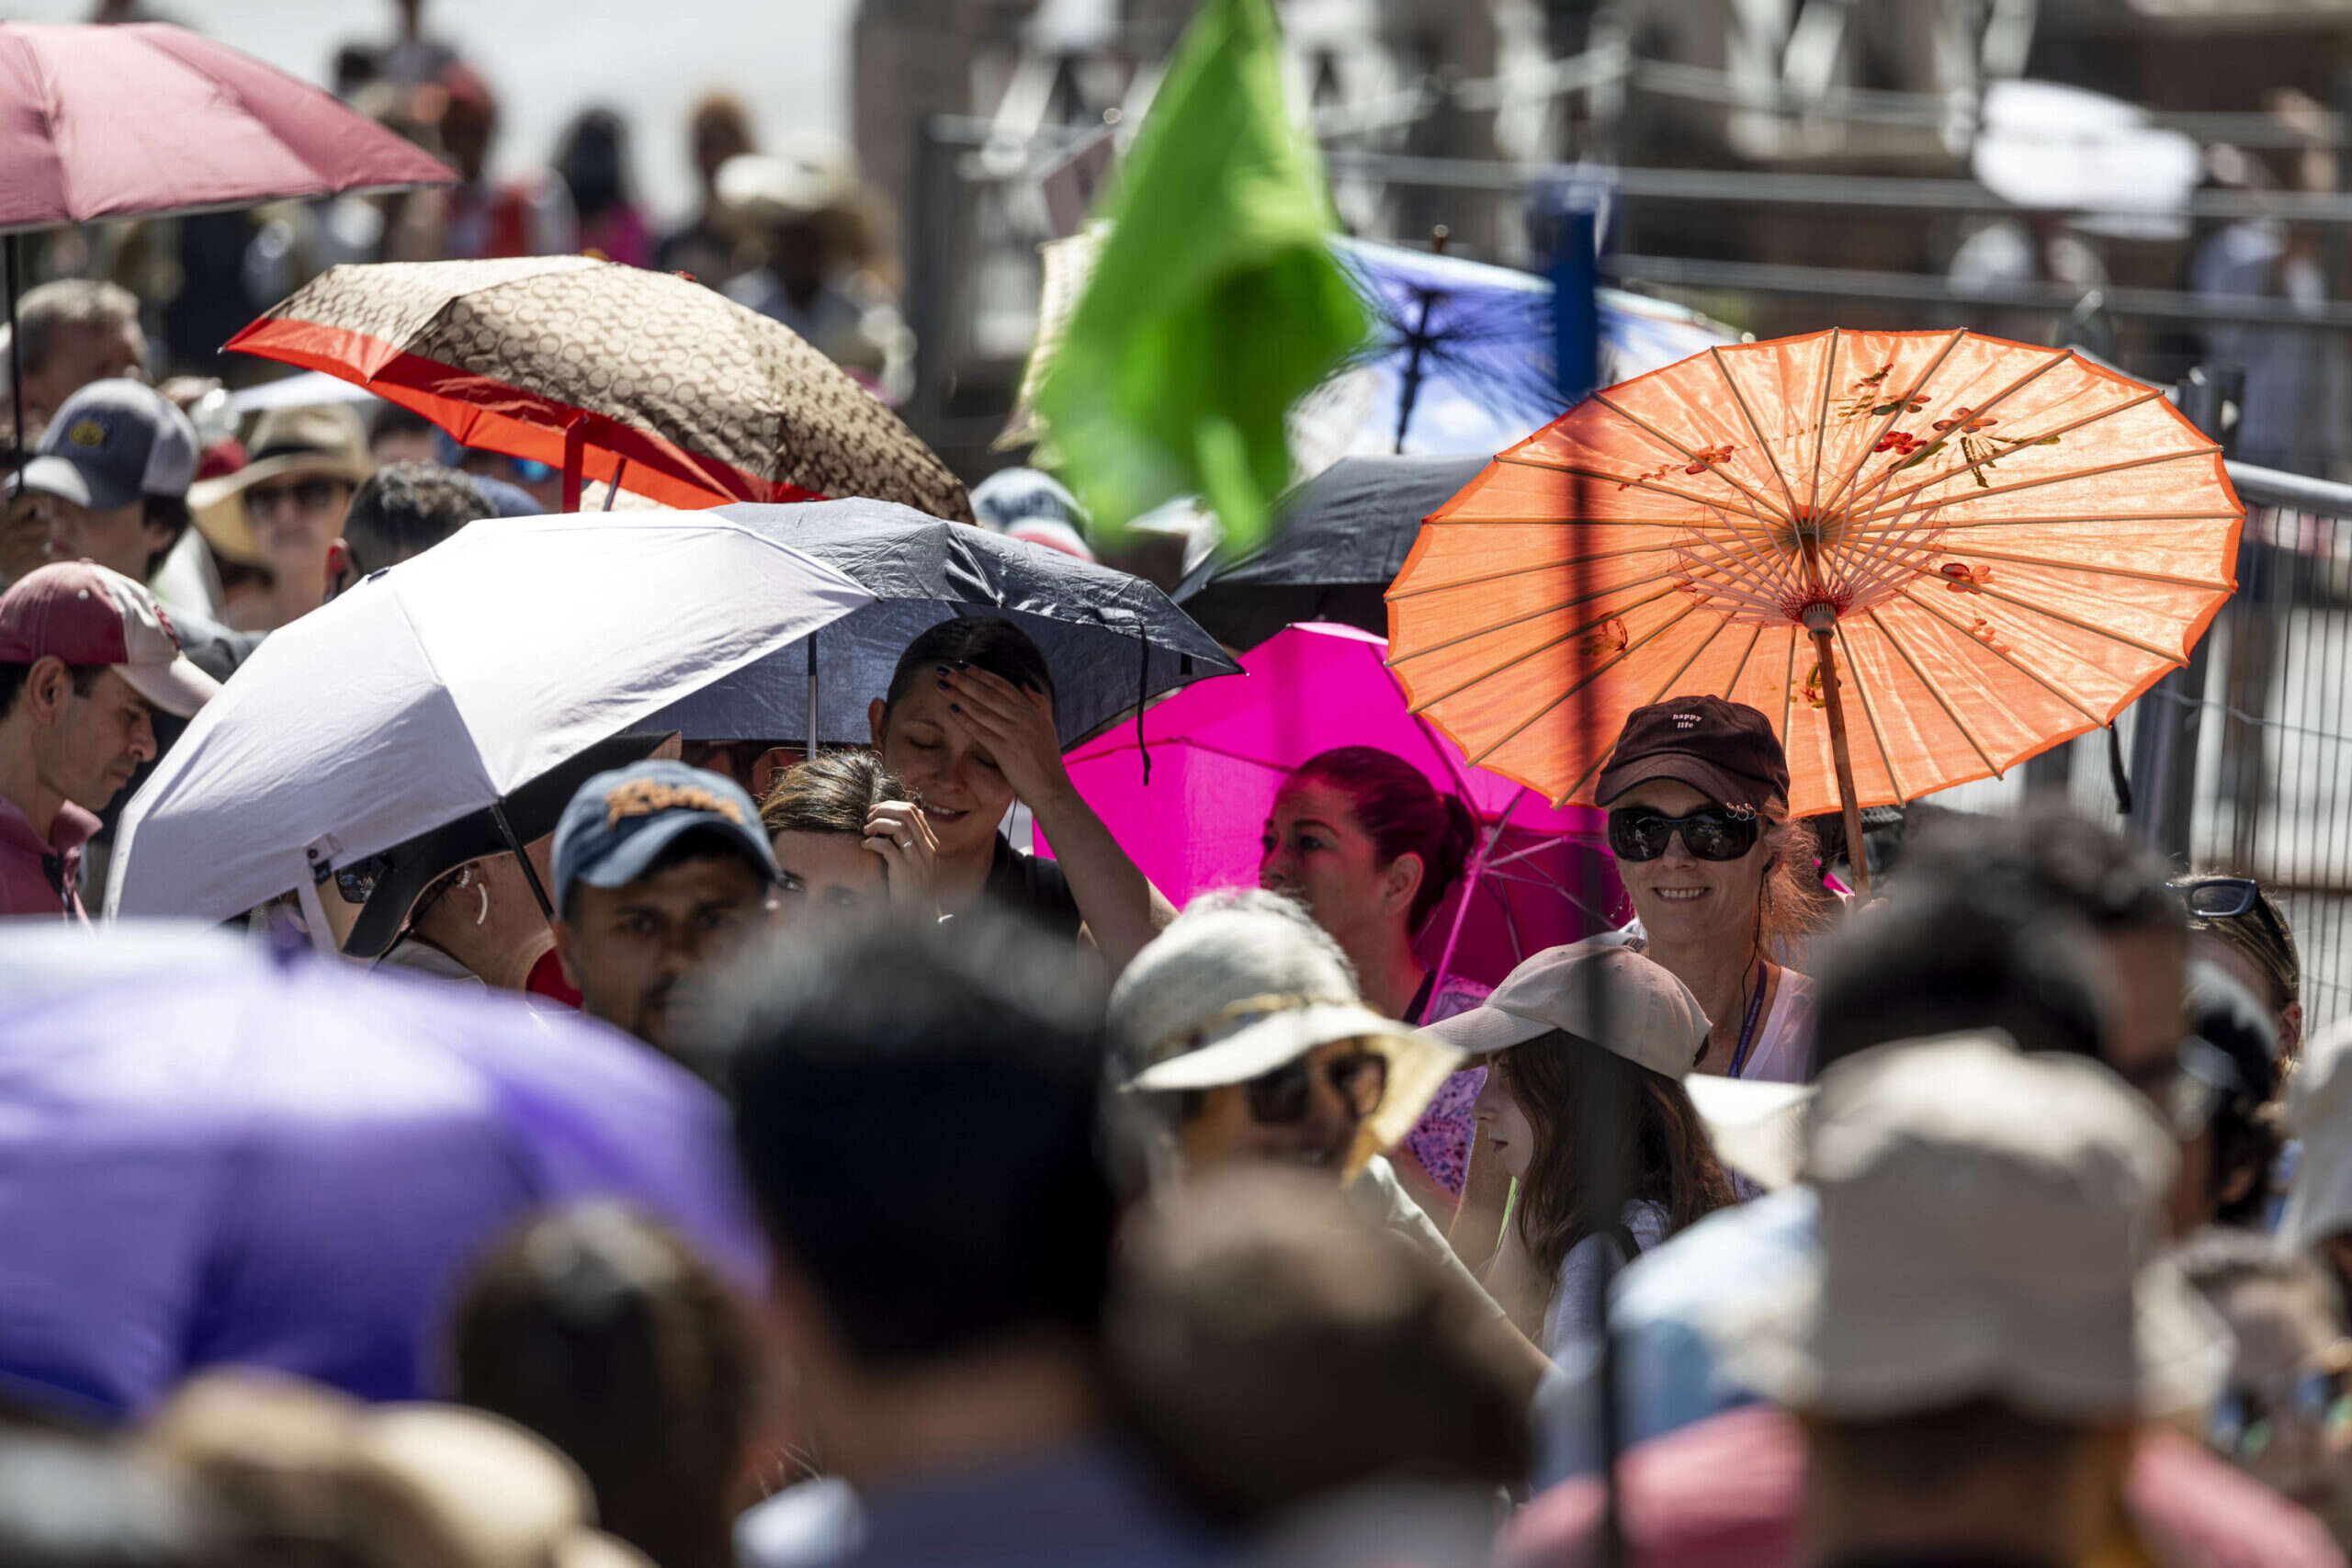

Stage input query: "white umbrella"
[{"left": 107, "top": 511, "right": 875, "bottom": 928}]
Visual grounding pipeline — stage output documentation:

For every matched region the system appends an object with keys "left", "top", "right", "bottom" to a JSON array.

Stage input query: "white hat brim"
[
  {"left": 116, "top": 653, "right": 221, "bottom": 719},
  {"left": 1684, "top": 1075, "right": 1813, "bottom": 1192},
  {"left": 1420, "top": 1002, "right": 1554, "bottom": 1058},
  {"left": 1130, "top": 1003, "right": 1464, "bottom": 1155}
]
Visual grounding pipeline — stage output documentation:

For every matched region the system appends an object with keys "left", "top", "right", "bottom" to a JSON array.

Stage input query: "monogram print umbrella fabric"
[
  {"left": 1385, "top": 328, "right": 2245, "bottom": 818},
  {"left": 227, "top": 255, "right": 971, "bottom": 520}
]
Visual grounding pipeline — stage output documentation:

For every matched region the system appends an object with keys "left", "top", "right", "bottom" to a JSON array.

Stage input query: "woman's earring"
[{"left": 471, "top": 871, "right": 491, "bottom": 927}]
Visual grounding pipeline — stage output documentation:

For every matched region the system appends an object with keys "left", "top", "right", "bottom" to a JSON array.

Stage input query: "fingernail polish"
[
  {"left": 954, "top": 660, "right": 969, "bottom": 670},
  {"left": 949, "top": 703, "right": 961, "bottom": 713}
]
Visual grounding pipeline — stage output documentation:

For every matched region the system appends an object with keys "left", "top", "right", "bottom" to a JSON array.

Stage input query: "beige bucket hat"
[
  {"left": 188, "top": 402, "right": 373, "bottom": 566},
  {"left": 1718, "top": 1032, "right": 2231, "bottom": 1421},
  {"left": 1112, "top": 891, "right": 1462, "bottom": 1163}
]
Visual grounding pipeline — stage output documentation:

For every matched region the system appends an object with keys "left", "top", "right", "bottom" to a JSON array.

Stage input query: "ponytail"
[{"left": 1290, "top": 747, "right": 1476, "bottom": 931}]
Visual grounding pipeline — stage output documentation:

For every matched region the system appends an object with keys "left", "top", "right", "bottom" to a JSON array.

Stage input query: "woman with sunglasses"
[
  {"left": 1432, "top": 941, "right": 1735, "bottom": 1354},
  {"left": 1112, "top": 890, "right": 1553, "bottom": 1400},
  {"left": 2178, "top": 874, "right": 2305, "bottom": 1064},
  {"left": 1595, "top": 696, "right": 1830, "bottom": 1082}
]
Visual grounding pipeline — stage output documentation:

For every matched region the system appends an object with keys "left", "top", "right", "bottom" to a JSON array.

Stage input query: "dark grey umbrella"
[
  {"left": 650, "top": 500, "right": 1239, "bottom": 749},
  {"left": 1174, "top": 454, "right": 1487, "bottom": 652}
]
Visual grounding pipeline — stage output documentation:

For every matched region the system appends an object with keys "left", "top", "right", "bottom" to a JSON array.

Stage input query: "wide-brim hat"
[
  {"left": 1130, "top": 994, "right": 1463, "bottom": 1159},
  {"left": 188, "top": 403, "right": 373, "bottom": 566}
]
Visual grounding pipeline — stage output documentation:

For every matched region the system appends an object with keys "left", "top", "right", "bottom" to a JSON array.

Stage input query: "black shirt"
[{"left": 982, "top": 832, "right": 1084, "bottom": 943}]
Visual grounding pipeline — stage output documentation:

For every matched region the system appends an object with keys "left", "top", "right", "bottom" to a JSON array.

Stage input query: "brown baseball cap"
[{"left": 1595, "top": 695, "right": 1790, "bottom": 811}]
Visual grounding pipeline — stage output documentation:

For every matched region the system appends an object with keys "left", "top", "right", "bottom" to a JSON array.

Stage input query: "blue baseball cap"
[
  {"left": 550, "top": 760, "right": 777, "bottom": 916},
  {"left": 10, "top": 379, "right": 198, "bottom": 511}
]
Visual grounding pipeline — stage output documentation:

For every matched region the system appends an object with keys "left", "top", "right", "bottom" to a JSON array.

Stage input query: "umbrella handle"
[
  {"left": 561, "top": 415, "right": 586, "bottom": 512},
  {"left": 1807, "top": 622, "right": 1873, "bottom": 902},
  {"left": 294, "top": 873, "right": 345, "bottom": 959}
]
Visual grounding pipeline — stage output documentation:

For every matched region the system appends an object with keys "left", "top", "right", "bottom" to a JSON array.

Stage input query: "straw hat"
[
  {"left": 1111, "top": 891, "right": 1462, "bottom": 1164},
  {"left": 188, "top": 403, "right": 373, "bottom": 565},
  {"left": 1718, "top": 1033, "right": 2230, "bottom": 1421}
]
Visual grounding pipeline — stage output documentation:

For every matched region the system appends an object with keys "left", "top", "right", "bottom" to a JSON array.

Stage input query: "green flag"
[{"left": 1033, "top": 0, "right": 1370, "bottom": 552}]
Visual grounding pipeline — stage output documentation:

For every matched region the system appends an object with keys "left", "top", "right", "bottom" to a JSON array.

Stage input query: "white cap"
[{"left": 1422, "top": 938, "right": 1711, "bottom": 1078}]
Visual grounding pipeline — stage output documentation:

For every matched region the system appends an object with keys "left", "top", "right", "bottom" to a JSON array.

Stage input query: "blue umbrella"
[
  {"left": 1326, "top": 237, "right": 1737, "bottom": 457},
  {"left": 0, "top": 925, "right": 760, "bottom": 1422}
]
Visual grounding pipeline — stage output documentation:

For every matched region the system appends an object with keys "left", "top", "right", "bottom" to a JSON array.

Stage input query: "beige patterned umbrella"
[{"left": 227, "top": 255, "right": 970, "bottom": 519}]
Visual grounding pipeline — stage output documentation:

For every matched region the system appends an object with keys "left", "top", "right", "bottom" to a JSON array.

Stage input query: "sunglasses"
[
  {"left": 243, "top": 477, "right": 347, "bottom": 518},
  {"left": 1607, "top": 807, "right": 1761, "bottom": 863},
  {"left": 2209, "top": 1347, "right": 2352, "bottom": 1461},
  {"left": 2179, "top": 875, "right": 2297, "bottom": 960},
  {"left": 1243, "top": 1049, "right": 1388, "bottom": 1126},
  {"left": 326, "top": 854, "right": 389, "bottom": 905}
]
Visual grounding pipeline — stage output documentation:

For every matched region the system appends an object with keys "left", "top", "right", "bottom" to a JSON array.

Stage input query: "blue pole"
[
  {"left": 1551, "top": 196, "right": 1622, "bottom": 1568},
  {"left": 1551, "top": 204, "right": 1601, "bottom": 408}
]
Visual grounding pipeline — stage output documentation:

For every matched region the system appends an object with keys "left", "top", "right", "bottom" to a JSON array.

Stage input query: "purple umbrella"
[{"left": 0, "top": 926, "right": 759, "bottom": 1422}]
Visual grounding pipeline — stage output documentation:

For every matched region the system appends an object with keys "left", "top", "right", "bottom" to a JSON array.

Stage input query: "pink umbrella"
[
  {"left": 1046, "top": 622, "right": 1621, "bottom": 989},
  {"left": 0, "top": 24, "right": 452, "bottom": 231},
  {"left": 0, "top": 21, "right": 454, "bottom": 438}
]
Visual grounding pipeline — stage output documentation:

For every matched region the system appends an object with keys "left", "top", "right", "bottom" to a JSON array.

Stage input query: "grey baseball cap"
[
  {"left": 10, "top": 379, "right": 198, "bottom": 511},
  {"left": 1717, "top": 1033, "right": 2231, "bottom": 1422},
  {"left": 1422, "top": 938, "right": 1712, "bottom": 1079}
]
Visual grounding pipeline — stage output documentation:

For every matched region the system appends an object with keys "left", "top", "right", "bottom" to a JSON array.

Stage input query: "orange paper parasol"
[{"left": 1385, "top": 328, "right": 2244, "bottom": 895}]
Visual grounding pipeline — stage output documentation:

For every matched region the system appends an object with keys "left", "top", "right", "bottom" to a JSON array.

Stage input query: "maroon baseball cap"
[
  {"left": 1596, "top": 695, "right": 1790, "bottom": 812},
  {"left": 0, "top": 561, "right": 221, "bottom": 718}
]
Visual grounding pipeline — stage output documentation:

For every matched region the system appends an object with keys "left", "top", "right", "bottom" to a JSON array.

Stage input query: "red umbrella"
[
  {"left": 0, "top": 21, "right": 453, "bottom": 441},
  {"left": 226, "top": 257, "right": 973, "bottom": 518}
]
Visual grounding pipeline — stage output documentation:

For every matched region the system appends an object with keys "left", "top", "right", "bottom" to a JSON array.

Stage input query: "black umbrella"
[
  {"left": 650, "top": 500, "right": 1240, "bottom": 749},
  {"left": 340, "top": 729, "right": 672, "bottom": 958},
  {"left": 1174, "top": 454, "right": 1487, "bottom": 652}
]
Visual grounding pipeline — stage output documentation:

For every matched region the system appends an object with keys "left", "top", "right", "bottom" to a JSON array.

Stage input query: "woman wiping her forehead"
[
  {"left": 1596, "top": 696, "right": 1831, "bottom": 1083},
  {"left": 868, "top": 616, "right": 1172, "bottom": 973}
]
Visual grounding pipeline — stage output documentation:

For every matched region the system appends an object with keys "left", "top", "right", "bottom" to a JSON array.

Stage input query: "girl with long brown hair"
[{"left": 1430, "top": 942, "right": 1735, "bottom": 1354}]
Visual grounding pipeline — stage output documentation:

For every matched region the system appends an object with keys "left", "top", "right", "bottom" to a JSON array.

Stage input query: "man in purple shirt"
[{"left": 0, "top": 561, "right": 218, "bottom": 919}]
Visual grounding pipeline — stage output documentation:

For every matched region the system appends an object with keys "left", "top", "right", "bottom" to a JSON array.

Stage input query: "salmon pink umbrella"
[
  {"left": 1046, "top": 622, "right": 1618, "bottom": 989},
  {"left": 226, "top": 256, "right": 972, "bottom": 517},
  {"left": 0, "top": 21, "right": 453, "bottom": 445},
  {"left": 0, "top": 23, "right": 452, "bottom": 233},
  {"left": 1385, "top": 329, "right": 2245, "bottom": 895}
]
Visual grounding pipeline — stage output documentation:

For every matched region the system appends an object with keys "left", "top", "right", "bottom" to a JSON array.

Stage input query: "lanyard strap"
[{"left": 1727, "top": 960, "right": 1770, "bottom": 1078}]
